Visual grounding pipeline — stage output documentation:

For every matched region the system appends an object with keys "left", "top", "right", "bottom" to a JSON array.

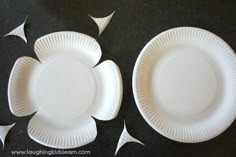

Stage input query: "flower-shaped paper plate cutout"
[{"left": 8, "top": 31, "right": 123, "bottom": 149}]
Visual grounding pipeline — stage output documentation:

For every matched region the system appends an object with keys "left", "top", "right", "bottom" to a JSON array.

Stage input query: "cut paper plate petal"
[
  {"left": 90, "top": 60, "right": 123, "bottom": 121},
  {"left": 8, "top": 57, "right": 40, "bottom": 117},
  {"left": 4, "top": 17, "right": 27, "bottom": 43},
  {"left": 115, "top": 122, "right": 144, "bottom": 156},
  {"left": 89, "top": 11, "right": 115, "bottom": 36},
  {"left": 28, "top": 114, "right": 97, "bottom": 149},
  {"left": 0, "top": 123, "right": 15, "bottom": 148},
  {"left": 8, "top": 31, "right": 123, "bottom": 149},
  {"left": 34, "top": 31, "right": 102, "bottom": 68}
]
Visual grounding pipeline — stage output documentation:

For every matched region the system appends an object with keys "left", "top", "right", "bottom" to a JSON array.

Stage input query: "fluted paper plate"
[
  {"left": 133, "top": 27, "right": 236, "bottom": 143},
  {"left": 8, "top": 31, "right": 123, "bottom": 148}
]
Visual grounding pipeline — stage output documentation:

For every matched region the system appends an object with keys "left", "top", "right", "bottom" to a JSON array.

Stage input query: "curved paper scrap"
[
  {"left": 4, "top": 17, "right": 27, "bottom": 43},
  {"left": 115, "top": 121, "right": 144, "bottom": 156},
  {"left": 89, "top": 11, "right": 115, "bottom": 36},
  {"left": 0, "top": 123, "right": 15, "bottom": 148}
]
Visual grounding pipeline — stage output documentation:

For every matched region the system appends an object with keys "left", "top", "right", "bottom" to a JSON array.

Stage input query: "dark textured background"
[{"left": 0, "top": 0, "right": 236, "bottom": 156}]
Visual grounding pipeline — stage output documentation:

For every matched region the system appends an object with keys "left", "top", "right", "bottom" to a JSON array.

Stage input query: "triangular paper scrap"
[
  {"left": 115, "top": 121, "right": 144, "bottom": 156},
  {"left": 89, "top": 11, "right": 115, "bottom": 36},
  {"left": 0, "top": 123, "right": 15, "bottom": 148},
  {"left": 4, "top": 17, "right": 28, "bottom": 43}
]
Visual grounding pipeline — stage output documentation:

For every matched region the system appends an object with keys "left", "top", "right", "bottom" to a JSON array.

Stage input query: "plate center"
[
  {"left": 34, "top": 55, "right": 96, "bottom": 120},
  {"left": 152, "top": 47, "right": 218, "bottom": 119}
]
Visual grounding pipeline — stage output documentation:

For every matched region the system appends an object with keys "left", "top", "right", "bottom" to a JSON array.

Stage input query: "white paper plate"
[
  {"left": 8, "top": 31, "right": 123, "bottom": 148},
  {"left": 133, "top": 27, "right": 236, "bottom": 143}
]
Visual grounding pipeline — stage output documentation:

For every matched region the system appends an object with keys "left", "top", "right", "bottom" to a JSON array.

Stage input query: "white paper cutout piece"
[
  {"left": 89, "top": 11, "right": 115, "bottom": 36},
  {"left": 115, "top": 121, "right": 144, "bottom": 156},
  {"left": 4, "top": 17, "right": 28, "bottom": 43},
  {"left": 8, "top": 32, "right": 123, "bottom": 149},
  {"left": 0, "top": 123, "right": 15, "bottom": 148}
]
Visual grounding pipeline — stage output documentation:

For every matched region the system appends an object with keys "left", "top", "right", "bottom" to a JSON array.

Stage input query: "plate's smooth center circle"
[
  {"left": 35, "top": 56, "right": 96, "bottom": 119},
  {"left": 153, "top": 48, "right": 218, "bottom": 119}
]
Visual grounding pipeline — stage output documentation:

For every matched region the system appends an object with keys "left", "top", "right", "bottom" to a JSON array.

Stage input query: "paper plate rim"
[{"left": 132, "top": 27, "right": 236, "bottom": 143}]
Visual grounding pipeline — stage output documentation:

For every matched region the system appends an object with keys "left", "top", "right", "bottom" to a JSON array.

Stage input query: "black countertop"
[{"left": 0, "top": 0, "right": 236, "bottom": 156}]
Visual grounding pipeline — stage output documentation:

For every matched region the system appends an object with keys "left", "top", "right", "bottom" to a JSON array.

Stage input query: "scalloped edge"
[
  {"left": 28, "top": 115, "right": 97, "bottom": 149},
  {"left": 90, "top": 60, "right": 123, "bottom": 121},
  {"left": 34, "top": 31, "right": 102, "bottom": 68},
  {"left": 8, "top": 57, "right": 40, "bottom": 117}
]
